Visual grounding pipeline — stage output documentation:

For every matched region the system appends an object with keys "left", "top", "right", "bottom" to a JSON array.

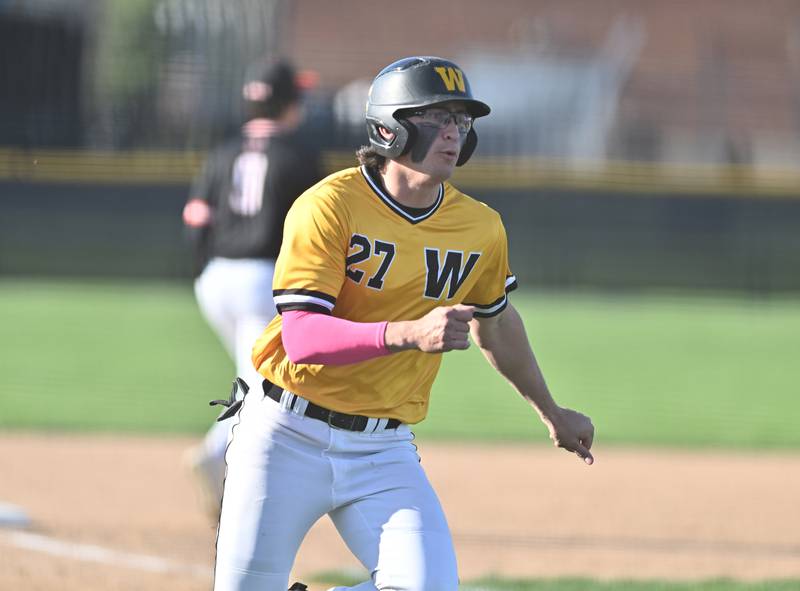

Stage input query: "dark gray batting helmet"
[{"left": 365, "top": 56, "right": 490, "bottom": 166}]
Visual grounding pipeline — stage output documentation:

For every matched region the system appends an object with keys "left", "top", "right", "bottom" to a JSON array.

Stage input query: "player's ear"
[{"left": 378, "top": 126, "right": 395, "bottom": 141}]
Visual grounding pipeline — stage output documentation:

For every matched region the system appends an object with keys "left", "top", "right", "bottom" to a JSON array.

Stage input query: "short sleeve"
[
  {"left": 462, "top": 216, "right": 518, "bottom": 318},
  {"left": 272, "top": 189, "right": 350, "bottom": 315}
]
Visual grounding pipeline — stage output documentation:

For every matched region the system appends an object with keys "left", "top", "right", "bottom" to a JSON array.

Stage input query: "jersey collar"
[{"left": 360, "top": 165, "right": 443, "bottom": 225}]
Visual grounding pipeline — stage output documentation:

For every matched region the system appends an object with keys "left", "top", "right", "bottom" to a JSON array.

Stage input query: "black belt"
[{"left": 263, "top": 380, "right": 401, "bottom": 432}]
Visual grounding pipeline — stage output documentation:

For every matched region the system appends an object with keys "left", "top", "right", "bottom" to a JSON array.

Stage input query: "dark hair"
[{"left": 356, "top": 145, "right": 387, "bottom": 170}]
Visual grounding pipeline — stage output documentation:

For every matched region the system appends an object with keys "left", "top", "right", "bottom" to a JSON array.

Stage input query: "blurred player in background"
[
  {"left": 182, "top": 57, "right": 323, "bottom": 520},
  {"left": 212, "top": 55, "right": 594, "bottom": 591}
]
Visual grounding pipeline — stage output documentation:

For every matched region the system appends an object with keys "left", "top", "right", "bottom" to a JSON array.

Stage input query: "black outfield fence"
[{"left": 3, "top": 169, "right": 798, "bottom": 294}]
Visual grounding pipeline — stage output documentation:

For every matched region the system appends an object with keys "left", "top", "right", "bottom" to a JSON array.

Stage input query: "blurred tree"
[{"left": 88, "top": 0, "right": 165, "bottom": 148}]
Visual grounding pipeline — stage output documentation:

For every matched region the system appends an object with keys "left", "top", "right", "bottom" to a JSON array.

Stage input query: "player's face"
[{"left": 400, "top": 102, "right": 472, "bottom": 181}]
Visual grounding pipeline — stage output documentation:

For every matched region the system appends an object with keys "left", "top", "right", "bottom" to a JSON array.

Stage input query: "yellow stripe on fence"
[
  {"left": 2, "top": 148, "right": 800, "bottom": 199},
  {"left": 0, "top": 149, "right": 204, "bottom": 185},
  {"left": 451, "top": 157, "right": 800, "bottom": 198}
]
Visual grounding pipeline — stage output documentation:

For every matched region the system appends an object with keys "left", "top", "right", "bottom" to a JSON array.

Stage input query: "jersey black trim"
[
  {"left": 360, "top": 165, "right": 443, "bottom": 224},
  {"left": 273, "top": 288, "right": 336, "bottom": 315},
  {"left": 276, "top": 303, "right": 333, "bottom": 315},
  {"left": 472, "top": 299, "right": 508, "bottom": 318},
  {"left": 505, "top": 276, "right": 519, "bottom": 293},
  {"left": 463, "top": 275, "right": 519, "bottom": 318},
  {"left": 273, "top": 288, "right": 336, "bottom": 303},
  {"left": 464, "top": 293, "right": 508, "bottom": 318}
]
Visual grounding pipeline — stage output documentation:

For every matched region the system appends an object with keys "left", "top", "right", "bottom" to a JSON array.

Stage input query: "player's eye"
[{"left": 412, "top": 109, "right": 473, "bottom": 133}]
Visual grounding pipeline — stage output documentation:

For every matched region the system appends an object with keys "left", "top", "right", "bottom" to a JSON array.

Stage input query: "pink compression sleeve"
[{"left": 281, "top": 310, "right": 391, "bottom": 365}]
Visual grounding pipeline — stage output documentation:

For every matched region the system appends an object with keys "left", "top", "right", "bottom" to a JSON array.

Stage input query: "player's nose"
[
  {"left": 441, "top": 118, "right": 459, "bottom": 136},
  {"left": 440, "top": 120, "right": 460, "bottom": 142}
]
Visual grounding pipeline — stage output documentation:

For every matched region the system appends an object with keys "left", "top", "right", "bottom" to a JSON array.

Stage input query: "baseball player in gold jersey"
[{"left": 212, "top": 56, "right": 595, "bottom": 591}]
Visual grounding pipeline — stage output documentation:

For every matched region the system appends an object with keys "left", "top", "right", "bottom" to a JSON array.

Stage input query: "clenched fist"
[{"left": 385, "top": 304, "right": 475, "bottom": 353}]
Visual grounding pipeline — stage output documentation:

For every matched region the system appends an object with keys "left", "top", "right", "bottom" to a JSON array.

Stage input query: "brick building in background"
[
  {"left": 287, "top": 0, "right": 800, "bottom": 168},
  {"left": 3, "top": 0, "right": 800, "bottom": 168}
]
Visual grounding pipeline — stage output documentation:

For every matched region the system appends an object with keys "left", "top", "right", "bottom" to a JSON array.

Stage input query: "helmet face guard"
[{"left": 366, "top": 56, "right": 490, "bottom": 166}]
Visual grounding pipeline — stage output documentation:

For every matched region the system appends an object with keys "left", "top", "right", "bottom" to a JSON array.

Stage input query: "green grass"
[
  {"left": 418, "top": 290, "right": 800, "bottom": 448},
  {"left": 459, "top": 581, "right": 800, "bottom": 591},
  {"left": 310, "top": 569, "right": 800, "bottom": 590},
  {"left": 2, "top": 278, "right": 800, "bottom": 448},
  {"left": 0, "top": 278, "right": 231, "bottom": 433}
]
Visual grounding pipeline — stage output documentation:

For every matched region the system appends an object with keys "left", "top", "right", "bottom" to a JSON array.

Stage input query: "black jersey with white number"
[{"left": 187, "top": 129, "right": 323, "bottom": 273}]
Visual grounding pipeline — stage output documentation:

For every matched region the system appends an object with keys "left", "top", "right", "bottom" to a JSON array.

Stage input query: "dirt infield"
[{"left": 2, "top": 433, "right": 799, "bottom": 591}]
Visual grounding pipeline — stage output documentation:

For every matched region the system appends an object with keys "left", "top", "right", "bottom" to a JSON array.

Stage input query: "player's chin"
[{"left": 431, "top": 158, "right": 457, "bottom": 181}]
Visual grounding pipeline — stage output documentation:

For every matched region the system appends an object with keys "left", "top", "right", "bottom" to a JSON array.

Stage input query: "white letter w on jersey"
[{"left": 424, "top": 249, "right": 481, "bottom": 299}]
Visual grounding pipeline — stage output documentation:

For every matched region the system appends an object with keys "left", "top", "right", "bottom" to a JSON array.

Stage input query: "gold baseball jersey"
[{"left": 252, "top": 165, "right": 517, "bottom": 424}]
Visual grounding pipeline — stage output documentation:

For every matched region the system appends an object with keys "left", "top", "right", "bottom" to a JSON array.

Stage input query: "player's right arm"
[
  {"left": 280, "top": 304, "right": 477, "bottom": 365},
  {"left": 182, "top": 152, "right": 223, "bottom": 277},
  {"left": 384, "top": 305, "right": 475, "bottom": 353},
  {"left": 183, "top": 151, "right": 221, "bottom": 228}
]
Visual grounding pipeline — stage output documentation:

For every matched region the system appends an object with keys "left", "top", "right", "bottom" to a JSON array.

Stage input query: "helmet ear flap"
[
  {"left": 397, "top": 119, "right": 418, "bottom": 157},
  {"left": 367, "top": 116, "right": 411, "bottom": 159},
  {"left": 456, "top": 128, "right": 478, "bottom": 166},
  {"left": 366, "top": 116, "right": 393, "bottom": 153}
]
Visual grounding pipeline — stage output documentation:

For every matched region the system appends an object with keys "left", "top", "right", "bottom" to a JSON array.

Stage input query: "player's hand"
[
  {"left": 183, "top": 198, "right": 212, "bottom": 227},
  {"left": 385, "top": 305, "right": 475, "bottom": 353},
  {"left": 544, "top": 407, "right": 595, "bottom": 465}
]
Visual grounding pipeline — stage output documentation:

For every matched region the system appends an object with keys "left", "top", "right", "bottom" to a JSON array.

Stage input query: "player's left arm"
[{"left": 470, "top": 303, "right": 595, "bottom": 465}]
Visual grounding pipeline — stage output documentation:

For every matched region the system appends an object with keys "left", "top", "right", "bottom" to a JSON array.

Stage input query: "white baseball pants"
[
  {"left": 213, "top": 387, "right": 459, "bottom": 591},
  {"left": 194, "top": 257, "right": 277, "bottom": 461}
]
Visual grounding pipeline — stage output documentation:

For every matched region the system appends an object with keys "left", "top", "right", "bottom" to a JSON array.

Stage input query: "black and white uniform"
[{"left": 186, "top": 119, "right": 322, "bottom": 473}]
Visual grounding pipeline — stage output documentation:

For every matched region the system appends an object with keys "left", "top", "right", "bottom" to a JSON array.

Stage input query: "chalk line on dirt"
[{"left": 0, "top": 530, "right": 212, "bottom": 578}]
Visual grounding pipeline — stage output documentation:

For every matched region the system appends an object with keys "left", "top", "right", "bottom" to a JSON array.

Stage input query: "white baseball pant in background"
[{"left": 194, "top": 257, "right": 277, "bottom": 471}]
